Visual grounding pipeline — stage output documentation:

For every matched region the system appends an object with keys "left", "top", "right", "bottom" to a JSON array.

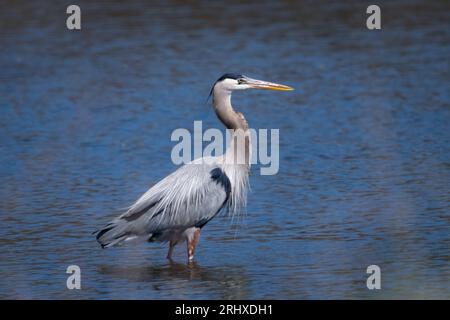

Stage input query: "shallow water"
[{"left": 0, "top": 0, "right": 449, "bottom": 299}]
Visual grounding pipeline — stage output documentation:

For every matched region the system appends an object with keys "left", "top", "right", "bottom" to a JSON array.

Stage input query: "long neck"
[
  {"left": 213, "top": 88, "right": 248, "bottom": 130},
  {"left": 213, "top": 87, "right": 251, "bottom": 214},
  {"left": 213, "top": 88, "right": 251, "bottom": 167}
]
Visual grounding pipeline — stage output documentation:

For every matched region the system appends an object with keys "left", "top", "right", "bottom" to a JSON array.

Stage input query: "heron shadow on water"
[{"left": 97, "top": 260, "right": 250, "bottom": 298}]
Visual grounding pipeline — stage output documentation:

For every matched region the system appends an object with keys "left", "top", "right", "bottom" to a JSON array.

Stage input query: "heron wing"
[{"left": 96, "top": 159, "right": 231, "bottom": 247}]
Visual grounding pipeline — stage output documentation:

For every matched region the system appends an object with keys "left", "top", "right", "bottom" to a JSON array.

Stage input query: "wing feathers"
[{"left": 95, "top": 162, "right": 231, "bottom": 248}]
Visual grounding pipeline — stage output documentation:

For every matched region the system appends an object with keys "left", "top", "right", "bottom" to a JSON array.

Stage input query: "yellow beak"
[{"left": 244, "top": 77, "right": 294, "bottom": 91}]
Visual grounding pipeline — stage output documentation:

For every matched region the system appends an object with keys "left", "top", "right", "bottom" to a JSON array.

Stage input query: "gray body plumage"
[{"left": 96, "top": 158, "right": 232, "bottom": 248}]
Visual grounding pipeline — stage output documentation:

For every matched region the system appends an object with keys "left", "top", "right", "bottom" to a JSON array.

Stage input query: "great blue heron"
[{"left": 95, "top": 73, "right": 293, "bottom": 261}]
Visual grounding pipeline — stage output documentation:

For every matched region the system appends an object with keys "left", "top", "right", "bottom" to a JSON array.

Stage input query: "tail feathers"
[{"left": 95, "top": 219, "right": 145, "bottom": 248}]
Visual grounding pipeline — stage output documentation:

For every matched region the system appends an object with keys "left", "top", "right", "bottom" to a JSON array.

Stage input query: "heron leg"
[
  {"left": 187, "top": 228, "right": 201, "bottom": 261},
  {"left": 167, "top": 241, "right": 176, "bottom": 260}
]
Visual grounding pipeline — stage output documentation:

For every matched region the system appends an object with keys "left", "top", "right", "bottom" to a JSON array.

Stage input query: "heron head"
[{"left": 211, "top": 73, "right": 294, "bottom": 95}]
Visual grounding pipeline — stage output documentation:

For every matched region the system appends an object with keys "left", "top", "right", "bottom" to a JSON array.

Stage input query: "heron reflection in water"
[{"left": 95, "top": 74, "right": 293, "bottom": 261}]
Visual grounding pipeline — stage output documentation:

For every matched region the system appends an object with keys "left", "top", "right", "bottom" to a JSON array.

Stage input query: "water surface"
[{"left": 0, "top": 0, "right": 449, "bottom": 299}]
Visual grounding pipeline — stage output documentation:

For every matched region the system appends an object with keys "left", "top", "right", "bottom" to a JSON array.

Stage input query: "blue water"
[{"left": 0, "top": 0, "right": 448, "bottom": 299}]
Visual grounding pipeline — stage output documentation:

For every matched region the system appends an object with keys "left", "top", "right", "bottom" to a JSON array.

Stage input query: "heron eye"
[{"left": 237, "top": 79, "right": 244, "bottom": 84}]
